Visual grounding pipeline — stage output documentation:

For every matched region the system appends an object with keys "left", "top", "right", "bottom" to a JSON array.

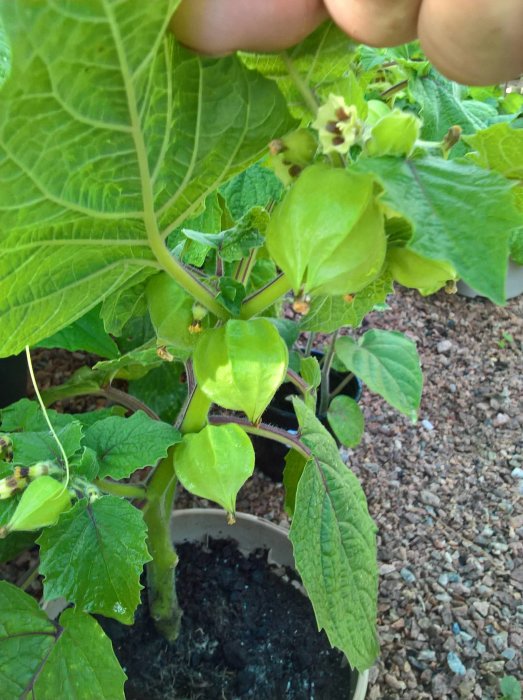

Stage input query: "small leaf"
[
  {"left": 0, "top": 399, "right": 75, "bottom": 432},
  {"left": 193, "top": 319, "right": 288, "bottom": 423},
  {"left": 220, "top": 163, "right": 283, "bottom": 219},
  {"left": 499, "top": 676, "right": 522, "bottom": 700},
  {"left": 464, "top": 123, "right": 523, "bottom": 179},
  {"left": 175, "top": 424, "right": 254, "bottom": 517},
  {"left": 38, "top": 496, "right": 151, "bottom": 624},
  {"left": 289, "top": 399, "right": 379, "bottom": 671},
  {"left": 336, "top": 330, "right": 422, "bottom": 421},
  {"left": 327, "top": 395, "right": 364, "bottom": 448},
  {"left": 83, "top": 411, "right": 181, "bottom": 480},
  {"left": 300, "top": 356, "right": 321, "bottom": 390},
  {"left": 300, "top": 273, "right": 393, "bottom": 333},
  {"left": 217, "top": 277, "right": 247, "bottom": 316}
]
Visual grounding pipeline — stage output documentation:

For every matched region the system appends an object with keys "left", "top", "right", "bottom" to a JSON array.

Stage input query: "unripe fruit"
[
  {"left": 266, "top": 164, "right": 386, "bottom": 296},
  {"left": 387, "top": 247, "right": 458, "bottom": 296},
  {"left": 146, "top": 273, "right": 211, "bottom": 351},
  {"left": 0, "top": 476, "right": 72, "bottom": 536},
  {"left": 193, "top": 319, "right": 288, "bottom": 423}
]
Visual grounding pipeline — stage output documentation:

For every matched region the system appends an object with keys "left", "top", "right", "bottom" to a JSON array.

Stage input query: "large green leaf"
[
  {"left": 83, "top": 410, "right": 181, "bottom": 479},
  {"left": 289, "top": 399, "right": 378, "bottom": 671},
  {"left": 0, "top": 398, "right": 75, "bottom": 432},
  {"left": 356, "top": 156, "right": 519, "bottom": 303},
  {"left": 128, "top": 361, "right": 187, "bottom": 423},
  {"left": 0, "top": 582, "right": 125, "bottom": 700},
  {"left": 0, "top": 1, "right": 294, "bottom": 357},
  {"left": 336, "top": 330, "right": 422, "bottom": 421},
  {"left": 38, "top": 496, "right": 151, "bottom": 624}
]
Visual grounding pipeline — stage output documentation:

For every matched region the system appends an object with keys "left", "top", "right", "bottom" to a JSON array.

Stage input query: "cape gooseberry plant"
[{"left": 0, "top": 3, "right": 522, "bottom": 697}]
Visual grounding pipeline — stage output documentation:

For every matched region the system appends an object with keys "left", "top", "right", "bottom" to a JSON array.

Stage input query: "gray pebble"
[
  {"left": 447, "top": 651, "right": 467, "bottom": 675},
  {"left": 400, "top": 567, "right": 416, "bottom": 583}
]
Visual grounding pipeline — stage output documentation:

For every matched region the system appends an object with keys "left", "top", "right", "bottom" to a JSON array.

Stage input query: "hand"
[{"left": 171, "top": 0, "right": 523, "bottom": 86}]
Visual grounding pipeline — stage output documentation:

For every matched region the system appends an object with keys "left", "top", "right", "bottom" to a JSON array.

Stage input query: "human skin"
[{"left": 170, "top": 0, "right": 523, "bottom": 86}]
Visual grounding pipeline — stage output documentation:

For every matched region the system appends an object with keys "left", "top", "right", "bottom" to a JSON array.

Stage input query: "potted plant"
[{"left": 0, "top": 3, "right": 521, "bottom": 698}]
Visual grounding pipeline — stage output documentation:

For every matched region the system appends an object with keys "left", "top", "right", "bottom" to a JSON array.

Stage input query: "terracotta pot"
[{"left": 172, "top": 508, "right": 369, "bottom": 700}]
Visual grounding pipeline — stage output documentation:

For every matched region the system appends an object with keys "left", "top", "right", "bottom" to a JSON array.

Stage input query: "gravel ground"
[
  {"left": 7, "top": 286, "right": 522, "bottom": 699},
  {"left": 183, "top": 287, "right": 523, "bottom": 699}
]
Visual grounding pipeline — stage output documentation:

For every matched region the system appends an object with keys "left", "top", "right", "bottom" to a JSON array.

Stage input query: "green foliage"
[
  {"left": 499, "top": 676, "right": 522, "bottom": 700},
  {"left": 37, "top": 307, "right": 120, "bottom": 359},
  {"left": 289, "top": 399, "right": 379, "bottom": 670},
  {"left": 0, "top": 0, "right": 295, "bottom": 357},
  {"left": 336, "top": 330, "right": 422, "bottom": 421},
  {"left": 0, "top": 582, "right": 126, "bottom": 700},
  {"left": 38, "top": 496, "right": 151, "bottom": 624},
  {"left": 357, "top": 156, "right": 519, "bottom": 303},
  {"left": 175, "top": 423, "right": 255, "bottom": 518},
  {"left": 83, "top": 411, "right": 181, "bottom": 480},
  {"left": 327, "top": 396, "right": 365, "bottom": 448}
]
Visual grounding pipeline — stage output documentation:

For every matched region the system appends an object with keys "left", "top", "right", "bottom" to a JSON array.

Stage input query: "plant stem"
[
  {"left": 143, "top": 450, "right": 181, "bottom": 642},
  {"left": 286, "top": 368, "right": 309, "bottom": 397},
  {"left": 319, "top": 330, "right": 339, "bottom": 416},
  {"left": 304, "top": 332, "right": 315, "bottom": 357},
  {"left": 282, "top": 52, "right": 319, "bottom": 116},
  {"left": 20, "top": 564, "right": 40, "bottom": 591},
  {"left": 94, "top": 479, "right": 146, "bottom": 500},
  {"left": 240, "top": 273, "right": 292, "bottom": 319},
  {"left": 380, "top": 79, "right": 408, "bottom": 99},
  {"left": 209, "top": 415, "right": 311, "bottom": 460},
  {"left": 178, "top": 385, "right": 212, "bottom": 434},
  {"left": 103, "top": 387, "right": 161, "bottom": 420},
  {"left": 329, "top": 371, "right": 355, "bottom": 401}
]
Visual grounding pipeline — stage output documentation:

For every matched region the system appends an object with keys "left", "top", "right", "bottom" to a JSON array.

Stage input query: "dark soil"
[{"left": 101, "top": 537, "right": 355, "bottom": 700}]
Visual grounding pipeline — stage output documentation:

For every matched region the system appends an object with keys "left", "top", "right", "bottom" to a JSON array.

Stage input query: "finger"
[
  {"left": 170, "top": 0, "right": 328, "bottom": 55},
  {"left": 419, "top": 0, "right": 523, "bottom": 85},
  {"left": 323, "top": 0, "right": 421, "bottom": 46}
]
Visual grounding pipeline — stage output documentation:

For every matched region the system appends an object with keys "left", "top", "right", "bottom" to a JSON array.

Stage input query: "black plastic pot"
[
  {"left": 0, "top": 354, "right": 28, "bottom": 409},
  {"left": 254, "top": 356, "right": 362, "bottom": 482}
]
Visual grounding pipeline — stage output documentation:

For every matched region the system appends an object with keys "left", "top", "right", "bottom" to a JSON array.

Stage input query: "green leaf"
[
  {"left": 93, "top": 347, "right": 174, "bottom": 382},
  {"left": 128, "top": 362, "right": 187, "bottom": 424},
  {"left": 0, "top": 582, "right": 126, "bottom": 700},
  {"left": 175, "top": 423, "right": 255, "bottom": 518},
  {"left": 289, "top": 399, "right": 378, "bottom": 671},
  {"left": 283, "top": 449, "right": 307, "bottom": 518},
  {"left": 410, "top": 71, "right": 494, "bottom": 154},
  {"left": 193, "top": 319, "right": 289, "bottom": 423},
  {"left": 217, "top": 277, "right": 246, "bottom": 316},
  {"left": 336, "top": 330, "right": 422, "bottom": 421},
  {"left": 69, "top": 446, "right": 99, "bottom": 481},
  {"left": 34, "top": 608, "right": 126, "bottom": 700},
  {"left": 300, "top": 356, "right": 321, "bottom": 390},
  {"left": 300, "top": 274, "right": 393, "bottom": 333},
  {"left": 327, "top": 395, "right": 364, "bottom": 448},
  {"left": 0, "top": 580, "right": 57, "bottom": 699},
  {"left": 37, "top": 306, "right": 119, "bottom": 359},
  {"left": 220, "top": 163, "right": 283, "bottom": 219},
  {"left": 0, "top": 529, "right": 36, "bottom": 563},
  {"left": 356, "top": 156, "right": 519, "bottom": 303},
  {"left": 464, "top": 123, "right": 523, "bottom": 179},
  {"left": 0, "top": 13, "right": 11, "bottom": 90},
  {"left": 0, "top": 398, "right": 75, "bottom": 432},
  {"left": 0, "top": 2, "right": 294, "bottom": 357},
  {"left": 11, "top": 422, "right": 83, "bottom": 467},
  {"left": 38, "top": 496, "right": 151, "bottom": 624},
  {"left": 83, "top": 410, "right": 181, "bottom": 480}
]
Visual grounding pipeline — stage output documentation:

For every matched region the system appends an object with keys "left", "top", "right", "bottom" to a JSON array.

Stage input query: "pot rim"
[{"left": 172, "top": 508, "right": 370, "bottom": 700}]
